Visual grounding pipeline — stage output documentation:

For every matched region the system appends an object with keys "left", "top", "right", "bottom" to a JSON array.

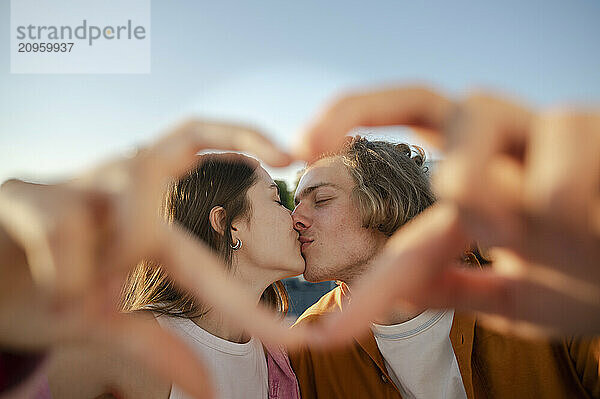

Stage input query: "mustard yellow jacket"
[{"left": 290, "top": 286, "right": 600, "bottom": 399}]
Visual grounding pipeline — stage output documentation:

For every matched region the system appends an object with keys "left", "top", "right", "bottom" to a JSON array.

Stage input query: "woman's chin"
[
  {"left": 294, "top": 254, "right": 307, "bottom": 274},
  {"left": 294, "top": 263, "right": 306, "bottom": 275},
  {"left": 282, "top": 260, "right": 306, "bottom": 278}
]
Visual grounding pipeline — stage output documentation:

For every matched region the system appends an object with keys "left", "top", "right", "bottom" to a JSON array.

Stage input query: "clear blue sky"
[{"left": 1, "top": 0, "right": 599, "bottom": 184}]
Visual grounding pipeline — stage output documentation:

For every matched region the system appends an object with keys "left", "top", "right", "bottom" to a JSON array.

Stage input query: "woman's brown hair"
[{"left": 122, "top": 153, "right": 289, "bottom": 318}]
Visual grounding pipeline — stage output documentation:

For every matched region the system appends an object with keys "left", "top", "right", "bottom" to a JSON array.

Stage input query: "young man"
[{"left": 289, "top": 136, "right": 600, "bottom": 399}]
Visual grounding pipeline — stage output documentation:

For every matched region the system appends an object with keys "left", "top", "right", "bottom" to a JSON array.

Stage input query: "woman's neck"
[
  {"left": 190, "top": 261, "right": 282, "bottom": 344},
  {"left": 191, "top": 310, "right": 251, "bottom": 343}
]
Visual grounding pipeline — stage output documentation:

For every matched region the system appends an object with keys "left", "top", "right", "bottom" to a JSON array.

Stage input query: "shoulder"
[
  {"left": 292, "top": 286, "right": 342, "bottom": 328},
  {"left": 289, "top": 286, "right": 342, "bottom": 370}
]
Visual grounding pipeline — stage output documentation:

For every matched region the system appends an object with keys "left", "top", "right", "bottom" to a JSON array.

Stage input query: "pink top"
[{"left": 265, "top": 344, "right": 301, "bottom": 399}]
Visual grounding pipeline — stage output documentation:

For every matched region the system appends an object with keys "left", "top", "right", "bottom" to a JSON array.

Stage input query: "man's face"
[{"left": 292, "top": 157, "right": 385, "bottom": 283}]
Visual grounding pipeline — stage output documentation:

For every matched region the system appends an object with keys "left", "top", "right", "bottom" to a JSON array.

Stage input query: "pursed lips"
[{"left": 298, "top": 236, "right": 314, "bottom": 252}]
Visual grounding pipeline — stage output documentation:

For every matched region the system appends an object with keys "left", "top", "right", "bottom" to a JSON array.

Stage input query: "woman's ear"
[{"left": 208, "top": 206, "right": 227, "bottom": 235}]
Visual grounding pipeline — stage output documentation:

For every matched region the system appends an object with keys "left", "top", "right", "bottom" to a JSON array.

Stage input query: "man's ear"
[{"left": 208, "top": 206, "right": 227, "bottom": 235}]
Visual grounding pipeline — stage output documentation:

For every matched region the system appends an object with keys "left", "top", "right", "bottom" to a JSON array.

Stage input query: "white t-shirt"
[
  {"left": 155, "top": 315, "right": 268, "bottom": 399},
  {"left": 371, "top": 309, "right": 467, "bottom": 399}
]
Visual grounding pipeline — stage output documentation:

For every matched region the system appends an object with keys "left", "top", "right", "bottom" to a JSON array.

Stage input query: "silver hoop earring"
[{"left": 231, "top": 238, "right": 243, "bottom": 251}]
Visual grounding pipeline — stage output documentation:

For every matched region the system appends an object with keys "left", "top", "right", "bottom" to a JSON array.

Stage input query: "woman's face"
[{"left": 234, "top": 166, "right": 305, "bottom": 278}]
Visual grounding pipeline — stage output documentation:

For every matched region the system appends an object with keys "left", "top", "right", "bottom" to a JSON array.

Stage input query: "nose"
[{"left": 292, "top": 203, "right": 311, "bottom": 232}]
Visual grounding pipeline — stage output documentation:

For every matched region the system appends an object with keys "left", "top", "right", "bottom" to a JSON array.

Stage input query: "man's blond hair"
[{"left": 331, "top": 136, "right": 435, "bottom": 236}]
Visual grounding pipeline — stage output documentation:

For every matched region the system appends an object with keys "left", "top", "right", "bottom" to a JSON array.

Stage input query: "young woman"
[{"left": 48, "top": 153, "right": 303, "bottom": 399}]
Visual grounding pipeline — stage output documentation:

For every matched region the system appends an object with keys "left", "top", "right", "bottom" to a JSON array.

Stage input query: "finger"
[
  {"left": 0, "top": 181, "right": 97, "bottom": 300},
  {"left": 503, "top": 210, "right": 600, "bottom": 285},
  {"left": 48, "top": 194, "right": 99, "bottom": 301},
  {"left": 0, "top": 200, "right": 56, "bottom": 291},
  {"left": 474, "top": 313, "right": 559, "bottom": 340},
  {"left": 90, "top": 313, "right": 216, "bottom": 399},
  {"left": 47, "top": 288, "right": 214, "bottom": 398},
  {"left": 438, "top": 93, "right": 533, "bottom": 208},
  {"left": 0, "top": 181, "right": 57, "bottom": 291},
  {"left": 148, "top": 120, "right": 292, "bottom": 180},
  {"left": 434, "top": 155, "right": 525, "bottom": 248},
  {"left": 456, "top": 271, "right": 600, "bottom": 336},
  {"left": 524, "top": 110, "right": 600, "bottom": 231},
  {"left": 440, "top": 106, "right": 600, "bottom": 281},
  {"left": 436, "top": 93, "right": 534, "bottom": 245},
  {"left": 312, "top": 203, "right": 469, "bottom": 347},
  {"left": 57, "top": 289, "right": 216, "bottom": 399},
  {"left": 294, "top": 86, "right": 454, "bottom": 162},
  {"left": 448, "top": 91, "right": 534, "bottom": 161},
  {"left": 436, "top": 251, "right": 600, "bottom": 336},
  {"left": 157, "top": 223, "right": 311, "bottom": 349}
]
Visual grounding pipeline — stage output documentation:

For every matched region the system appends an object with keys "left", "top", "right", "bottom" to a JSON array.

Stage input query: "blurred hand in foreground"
[
  {"left": 0, "top": 120, "right": 312, "bottom": 398},
  {"left": 295, "top": 86, "right": 600, "bottom": 340}
]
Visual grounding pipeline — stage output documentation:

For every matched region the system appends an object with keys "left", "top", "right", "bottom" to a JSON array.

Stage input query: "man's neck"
[
  {"left": 341, "top": 281, "right": 424, "bottom": 326},
  {"left": 374, "top": 307, "right": 425, "bottom": 326},
  {"left": 338, "top": 236, "right": 426, "bottom": 325}
]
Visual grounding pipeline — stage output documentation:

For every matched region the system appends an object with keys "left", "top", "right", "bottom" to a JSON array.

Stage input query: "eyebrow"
[{"left": 294, "top": 183, "right": 340, "bottom": 205}]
